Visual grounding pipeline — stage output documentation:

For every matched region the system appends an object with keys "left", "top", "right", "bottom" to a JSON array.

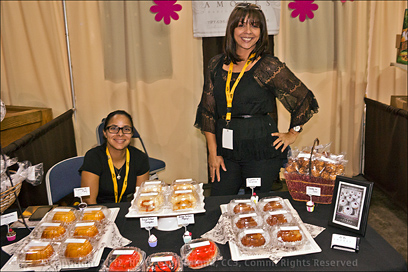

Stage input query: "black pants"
[{"left": 210, "top": 157, "right": 282, "bottom": 196}]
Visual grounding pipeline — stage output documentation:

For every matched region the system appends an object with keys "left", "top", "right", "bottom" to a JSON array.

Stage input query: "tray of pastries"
[
  {"left": 220, "top": 196, "right": 321, "bottom": 261},
  {"left": 4, "top": 205, "right": 120, "bottom": 271},
  {"left": 126, "top": 179, "right": 206, "bottom": 218}
]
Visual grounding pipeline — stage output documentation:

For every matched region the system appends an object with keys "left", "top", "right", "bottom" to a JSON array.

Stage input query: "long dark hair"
[
  {"left": 104, "top": 110, "right": 135, "bottom": 131},
  {"left": 224, "top": 3, "right": 269, "bottom": 64}
]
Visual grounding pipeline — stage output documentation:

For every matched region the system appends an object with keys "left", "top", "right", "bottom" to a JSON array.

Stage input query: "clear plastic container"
[
  {"left": 144, "top": 252, "right": 183, "bottom": 272},
  {"left": 17, "top": 240, "right": 58, "bottom": 267},
  {"left": 170, "top": 190, "right": 198, "bottom": 212},
  {"left": 171, "top": 179, "right": 197, "bottom": 193},
  {"left": 100, "top": 247, "right": 146, "bottom": 271},
  {"left": 59, "top": 238, "right": 97, "bottom": 264},
  {"left": 135, "top": 192, "right": 165, "bottom": 213},
  {"left": 227, "top": 199, "right": 257, "bottom": 215},
  {"left": 139, "top": 180, "right": 167, "bottom": 194},
  {"left": 79, "top": 205, "right": 110, "bottom": 223},
  {"left": 257, "top": 196, "right": 287, "bottom": 213},
  {"left": 236, "top": 228, "right": 271, "bottom": 251},
  {"left": 30, "top": 222, "right": 68, "bottom": 242},
  {"left": 70, "top": 221, "right": 104, "bottom": 241},
  {"left": 45, "top": 207, "right": 78, "bottom": 225},
  {"left": 263, "top": 210, "right": 294, "bottom": 228},
  {"left": 231, "top": 212, "right": 263, "bottom": 231},
  {"left": 180, "top": 238, "right": 221, "bottom": 269},
  {"left": 271, "top": 224, "right": 305, "bottom": 249}
]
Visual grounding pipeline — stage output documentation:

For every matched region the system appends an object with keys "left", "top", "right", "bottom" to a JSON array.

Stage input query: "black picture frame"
[{"left": 328, "top": 176, "right": 374, "bottom": 236}]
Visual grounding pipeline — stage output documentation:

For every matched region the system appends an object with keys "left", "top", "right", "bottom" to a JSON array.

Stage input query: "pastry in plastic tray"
[
  {"left": 80, "top": 206, "right": 110, "bottom": 223},
  {"left": 100, "top": 246, "right": 146, "bottom": 272},
  {"left": 48, "top": 207, "right": 77, "bottom": 225},
  {"left": 60, "top": 238, "right": 96, "bottom": 263},
  {"left": 237, "top": 229, "right": 270, "bottom": 249},
  {"left": 258, "top": 196, "right": 287, "bottom": 212},
  {"left": 136, "top": 192, "right": 165, "bottom": 213},
  {"left": 17, "top": 240, "right": 57, "bottom": 267},
  {"left": 171, "top": 179, "right": 197, "bottom": 192},
  {"left": 263, "top": 210, "right": 293, "bottom": 227},
  {"left": 30, "top": 223, "right": 68, "bottom": 241},
  {"left": 227, "top": 199, "right": 256, "bottom": 214},
  {"left": 140, "top": 180, "right": 166, "bottom": 193},
  {"left": 72, "top": 222, "right": 103, "bottom": 240},
  {"left": 171, "top": 190, "right": 197, "bottom": 211},
  {"left": 145, "top": 252, "right": 183, "bottom": 272},
  {"left": 181, "top": 238, "right": 220, "bottom": 269},
  {"left": 232, "top": 213, "right": 263, "bottom": 230},
  {"left": 272, "top": 224, "right": 305, "bottom": 249}
]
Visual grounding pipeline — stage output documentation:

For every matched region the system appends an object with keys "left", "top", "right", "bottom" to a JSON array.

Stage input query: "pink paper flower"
[
  {"left": 150, "top": 0, "right": 182, "bottom": 25},
  {"left": 288, "top": 1, "right": 319, "bottom": 22}
]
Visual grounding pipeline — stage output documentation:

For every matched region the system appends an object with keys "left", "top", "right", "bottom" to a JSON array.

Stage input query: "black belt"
[{"left": 221, "top": 113, "right": 267, "bottom": 119}]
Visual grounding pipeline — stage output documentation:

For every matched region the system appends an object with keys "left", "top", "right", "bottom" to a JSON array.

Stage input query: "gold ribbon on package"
[{"left": 106, "top": 147, "right": 130, "bottom": 203}]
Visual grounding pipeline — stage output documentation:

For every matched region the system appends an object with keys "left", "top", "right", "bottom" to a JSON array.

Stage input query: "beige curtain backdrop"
[{"left": 1, "top": 1, "right": 407, "bottom": 184}]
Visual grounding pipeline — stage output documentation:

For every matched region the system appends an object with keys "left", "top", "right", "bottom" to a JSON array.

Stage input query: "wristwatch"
[{"left": 292, "top": 126, "right": 303, "bottom": 133}]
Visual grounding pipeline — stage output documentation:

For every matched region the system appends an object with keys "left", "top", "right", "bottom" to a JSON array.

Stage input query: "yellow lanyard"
[
  {"left": 225, "top": 53, "right": 256, "bottom": 121},
  {"left": 106, "top": 146, "right": 130, "bottom": 203}
]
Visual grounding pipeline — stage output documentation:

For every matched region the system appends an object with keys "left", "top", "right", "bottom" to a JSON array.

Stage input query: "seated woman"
[{"left": 80, "top": 110, "right": 150, "bottom": 204}]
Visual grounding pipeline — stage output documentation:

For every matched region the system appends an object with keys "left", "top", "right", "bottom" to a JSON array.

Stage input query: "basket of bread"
[{"left": 283, "top": 138, "right": 347, "bottom": 204}]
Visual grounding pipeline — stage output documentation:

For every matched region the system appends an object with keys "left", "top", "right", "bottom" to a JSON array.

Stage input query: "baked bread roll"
[
  {"left": 241, "top": 233, "right": 266, "bottom": 247},
  {"left": 263, "top": 201, "right": 283, "bottom": 212},
  {"left": 82, "top": 210, "right": 105, "bottom": 222},
  {"left": 52, "top": 211, "right": 76, "bottom": 223},
  {"left": 137, "top": 193, "right": 164, "bottom": 212},
  {"left": 41, "top": 226, "right": 66, "bottom": 239},
  {"left": 64, "top": 239, "right": 93, "bottom": 259},
  {"left": 236, "top": 217, "right": 258, "bottom": 229},
  {"left": 171, "top": 192, "right": 197, "bottom": 211},
  {"left": 277, "top": 229, "right": 302, "bottom": 242},
  {"left": 266, "top": 214, "right": 287, "bottom": 226},
  {"left": 73, "top": 224, "right": 99, "bottom": 238},
  {"left": 233, "top": 203, "right": 255, "bottom": 214},
  {"left": 25, "top": 244, "right": 54, "bottom": 264}
]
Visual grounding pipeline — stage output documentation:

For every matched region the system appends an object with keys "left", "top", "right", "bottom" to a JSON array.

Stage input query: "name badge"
[{"left": 222, "top": 128, "right": 233, "bottom": 150}]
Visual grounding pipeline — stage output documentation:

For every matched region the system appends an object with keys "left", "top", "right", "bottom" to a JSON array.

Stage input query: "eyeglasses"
[
  {"left": 236, "top": 3, "right": 261, "bottom": 10},
  {"left": 106, "top": 125, "right": 133, "bottom": 134}
]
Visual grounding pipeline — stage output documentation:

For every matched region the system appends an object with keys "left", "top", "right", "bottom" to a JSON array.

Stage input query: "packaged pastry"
[
  {"left": 180, "top": 238, "right": 221, "bottom": 269},
  {"left": 80, "top": 206, "right": 110, "bottom": 223},
  {"left": 145, "top": 252, "right": 183, "bottom": 272},
  {"left": 271, "top": 224, "right": 305, "bottom": 249},
  {"left": 71, "top": 222, "right": 104, "bottom": 240},
  {"left": 46, "top": 207, "right": 78, "bottom": 225},
  {"left": 171, "top": 190, "right": 197, "bottom": 212},
  {"left": 100, "top": 247, "right": 146, "bottom": 272},
  {"left": 232, "top": 213, "right": 263, "bottom": 230},
  {"left": 140, "top": 180, "right": 166, "bottom": 193},
  {"left": 257, "top": 196, "right": 287, "bottom": 213},
  {"left": 237, "top": 228, "right": 271, "bottom": 251},
  {"left": 171, "top": 179, "right": 197, "bottom": 193},
  {"left": 30, "top": 222, "right": 68, "bottom": 241},
  {"left": 263, "top": 210, "right": 294, "bottom": 228},
  {"left": 136, "top": 192, "right": 165, "bottom": 213},
  {"left": 17, "top": 240, "right": 57, "bottom": 267},
  {"left": 227, "top": 199, "right": 257, "bottom": 215},
  {"left": 60, "top": 238, "right": 96, "bottom": 263}
]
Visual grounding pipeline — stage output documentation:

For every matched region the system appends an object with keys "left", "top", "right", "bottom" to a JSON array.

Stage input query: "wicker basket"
[{"left": 1, "top": 181, "right": 22, "bottom": 214}]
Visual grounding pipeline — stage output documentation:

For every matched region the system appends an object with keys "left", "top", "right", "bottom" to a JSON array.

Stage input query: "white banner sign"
[{"left": 192, "top": 1, "right": 280, "bottom": 38}]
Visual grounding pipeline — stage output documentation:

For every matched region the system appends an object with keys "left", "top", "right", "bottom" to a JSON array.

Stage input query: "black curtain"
[
  {"left": 364, "top": 98, "right": 407, "bottom": 212},
  {"left": 2, "top": 109, "right": 77, "bottom": 208}
]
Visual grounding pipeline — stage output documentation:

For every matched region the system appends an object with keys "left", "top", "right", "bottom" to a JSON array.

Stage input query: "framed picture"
[
  {"left": 328, "top": 176, "right": 374, "bottom": 236},
  {"left": 396, "top": 9, "right": 408, "bottom": 65}
]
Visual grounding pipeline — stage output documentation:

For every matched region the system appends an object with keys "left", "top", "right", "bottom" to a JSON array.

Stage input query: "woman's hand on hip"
[
  {"left": 208, "top": 154, "right": 226, "bottom": 183},
  {"left": 272, "top": 131, "right": 299, "bottom": 152}
]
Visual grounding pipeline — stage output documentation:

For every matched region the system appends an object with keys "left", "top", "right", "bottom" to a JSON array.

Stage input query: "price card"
[
  {"left": 140, "top": 217, "right": 158, "bottom": 228},
  {"left": 74, "top": 187, "right": 90, "bottom": 198},
  {"left": 306, "top": 186, "right": 321, "bottom": 196},
  {"left": 246, "top": 178, "right": 261, "bottom": 188},
  {"left": 177, "top": 214, "right": 194, "bottom": 225},
  {"left": 1, "top": 212, "right": 18, "bottom": 226}
]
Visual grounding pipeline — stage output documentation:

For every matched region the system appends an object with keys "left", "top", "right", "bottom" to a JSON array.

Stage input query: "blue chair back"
[{"left": 45, "top": 156, "right": 84, "bottom": 205}]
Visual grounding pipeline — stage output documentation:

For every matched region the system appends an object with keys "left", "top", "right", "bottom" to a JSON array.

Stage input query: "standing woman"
[
  {"left": 194, "top": 3, "right": 319, "bottom": 196},
  {"left": 80, "top": 110, "right": 150, "bottom": 204}
]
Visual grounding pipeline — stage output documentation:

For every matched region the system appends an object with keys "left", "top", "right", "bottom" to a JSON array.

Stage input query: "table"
[{"left": 1, "top": 191, "right": 407, "bottom": 271}]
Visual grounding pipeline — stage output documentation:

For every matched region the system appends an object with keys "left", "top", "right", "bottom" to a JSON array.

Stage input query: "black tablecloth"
[{"left": 1, "top": 191, "right": 407, "bottom": 271}]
